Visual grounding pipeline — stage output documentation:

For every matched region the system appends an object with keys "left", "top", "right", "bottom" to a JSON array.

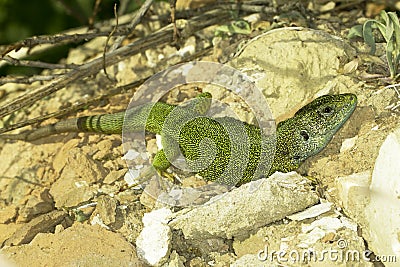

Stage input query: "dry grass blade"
[{"left": 0, "top": 8, "right": 231, "bottom": 119}]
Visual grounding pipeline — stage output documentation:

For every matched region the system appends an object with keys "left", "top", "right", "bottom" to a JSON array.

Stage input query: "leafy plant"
[
  {"left": 349, "top": 10, "right": 400, "bottom": 79},
  {"left": 214, "top": 20, "right": 251, "bottom": 37}
]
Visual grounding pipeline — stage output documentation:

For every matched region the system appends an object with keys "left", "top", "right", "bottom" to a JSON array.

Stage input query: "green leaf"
[
  {"left": 348, "top": 25, "right": 363, "bottom": 39},
  {"left": 388, "top": 12, "right": 400, "bottom": 77},
  {"left": 387, "top": 41, "right": 395, "bottom": 78},
  {"left": 380, "top": 10, "right": 389, "bottom": 24},
  {"left": 374, "top": 21, "right": 389, "bottom": 42},
  {"left": 231, "top": 20, "right": 251, "bottom": 35},
  {"left": 361, "top": 11, "right": 400, "bottom": 78},
  {"left": 385, "top": 17, "right": 394, "bottom": 42},
  {"left": 347, "top": 25, "right": 363, "bottom": 39},
  {"left": 394, "top": 53, "right": 400, "bottom": 74},
  {"left": 363, "top": 20, "right": 378, "bottom": 54},
  {"left": 388, "top": 12, "right": 400, "bottom": 48},
  {"left": 214, "top": 20, "right": 251, "bottom": 37}
]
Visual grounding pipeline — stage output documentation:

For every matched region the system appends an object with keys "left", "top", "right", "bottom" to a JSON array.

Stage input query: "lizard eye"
[
  {"left": 300, "top": 130, "right": 309, "bottom": 141},
  {"left": 321, "top": 106, "right": 334, "bottom": 116}
]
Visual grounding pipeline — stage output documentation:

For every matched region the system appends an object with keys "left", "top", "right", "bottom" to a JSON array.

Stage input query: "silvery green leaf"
[
  {"left": 387, "top": 41, "right": 395, "bottom": 78},
  {"left": 388, "top": 12, "right": 400, "bottom": 47},
  {"left": 363, "top": 20, "right": 378, "bottom": 54},
  {"left": 348, "top": 25, "right": 363, "bottom": 39}
]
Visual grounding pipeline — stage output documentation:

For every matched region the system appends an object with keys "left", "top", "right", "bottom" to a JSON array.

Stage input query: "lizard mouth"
[
  {"left": 320, "top": 93, "right": 357, "bottom": 143},
  {"left": 338, "top": 93, "right": 357, "bottom": 123}
]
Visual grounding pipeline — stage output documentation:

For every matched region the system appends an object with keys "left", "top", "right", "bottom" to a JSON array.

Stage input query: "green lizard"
[{"left": 0, "top": 93, "right": 357, "bottom": 185}]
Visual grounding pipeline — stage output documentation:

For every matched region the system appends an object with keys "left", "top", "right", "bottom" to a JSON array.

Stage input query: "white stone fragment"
[
  {"left": 319, "top": 1, "right": 335, "bottom": 12},
  {"left": 340, "top": 136, "right": 357, "bottom": 153},
  {"left": 302, "top": 217, "right": 342, "bottom": 233},
  {"left": 122, "top": 149, "right": 140, "bottom": 160},
  {"left": 279, "top": 241, "right": 290, "bottom": 252},
  {"left": 123, "top": 170, "right": 141, "bottom": 188},
  {"left": 287, "top": 202, "right": 332, "bottom": 221},
  {"left": 335, "top": 171, "right": 371, "bottom": 212},
  {"left": 177, "top": 43, "right": 195, "bottom": 57},
  {"left": 156, "top": 134, "right": 163, "bottom": 149},
  {"left": 136, "top": 208, "right": 173, "bottom": 266},
  {"left": 0, "top": 254, "right": 15, "bottom": 267},
  {"left": 339, "top": 216, "right": 358, "bottom": 232},
  {"left": 298, "top": 227, "right": 326, "bottom": 248},
  {"left": 335, "top": 127, "right": 400, "bottom": 266},
  {"left": 74, "top": 181, "right": 89, "bottom": 188},
  {"left": 90, "top": 214, "right": 110, "bottom": 229},
  {"left": 169, "top": 172, "right": 319, "bottom": 239}
]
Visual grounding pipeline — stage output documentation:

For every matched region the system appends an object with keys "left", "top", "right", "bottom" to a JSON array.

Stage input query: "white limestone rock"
[
  {"left": 169, "top": 172, "right": 319, "bottom": 239},
  {"left": 335, "top": 127, "right": 400, "bottom": 266},
  {"left": 366, "top": 127, "right": 400, "bottom": 263},
  {"left": 136, "top": 208, "right": 172, "bottom": 266},
  {"left": 287, "top": 202, "right": 333, "bottom": 221},
  {"left": 335, "top": 171, "right": 370, "bottom": 217}
]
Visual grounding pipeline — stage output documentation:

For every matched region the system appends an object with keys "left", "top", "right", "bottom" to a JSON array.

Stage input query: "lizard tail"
[
  {"left": 0, "top": 118, "right": 82, "bottom": 141},
  {"left": 76, "top": 112, "right": 124, "bottom": 134},
  {"left": 0, "top": 112, "right": 125, "bottom": 141}
]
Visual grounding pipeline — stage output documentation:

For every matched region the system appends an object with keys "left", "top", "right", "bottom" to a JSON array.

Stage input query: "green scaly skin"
[{"left": 0, "top": 93, "right": 357, "bottom": 185}]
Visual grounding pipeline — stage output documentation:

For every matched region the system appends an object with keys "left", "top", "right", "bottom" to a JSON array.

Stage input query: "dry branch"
[{"left": 0, "top": 1, "right": 276, "bottom": 134}]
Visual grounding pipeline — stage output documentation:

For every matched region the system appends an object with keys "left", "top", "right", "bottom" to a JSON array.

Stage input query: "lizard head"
[{"left": 271, "top": 93, "right": 357, "bottom": 173}]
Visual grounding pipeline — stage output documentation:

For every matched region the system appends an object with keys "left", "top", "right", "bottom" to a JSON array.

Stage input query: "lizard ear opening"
[{"left": 300, "top": 130, "right": 309, "bottom": 141}]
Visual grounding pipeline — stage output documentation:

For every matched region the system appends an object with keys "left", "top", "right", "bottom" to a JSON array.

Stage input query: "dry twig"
[{"left": 0, "top": 1, "right": 277, "bottom": 134}]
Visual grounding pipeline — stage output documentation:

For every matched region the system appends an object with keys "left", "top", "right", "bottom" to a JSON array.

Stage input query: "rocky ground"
[{"left": 0, "top": 1, "right": 399, "bottom": 266}]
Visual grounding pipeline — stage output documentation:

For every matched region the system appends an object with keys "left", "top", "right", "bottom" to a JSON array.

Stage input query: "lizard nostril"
[{"left": 292, "top": 155, "right": 301, "bottom": 161}]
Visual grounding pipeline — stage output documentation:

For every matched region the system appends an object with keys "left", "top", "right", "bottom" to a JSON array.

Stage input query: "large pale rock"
[
  {"left": 3, "top": 210, "right": 67, "bottom": 247},
  {"left": 336, "top": 127, "right": 400, "bottom": 266},
  {"left": 169, "top": 172, "right": 319, "bottom": 239},
  {"left": 50, "top": 147, "right": 107, "bottom": 208},
  {"left": 336, "top": 171, "right": 371, "bottom": 219},
  {"left": 2, "top": 223, "right": 139, "bottom": 267},
  {"left": 366, "top": 127, "right": 400, "bottom": 263},
  {"left": 229, "top": 28, "right": 358, "bottom": 120}
]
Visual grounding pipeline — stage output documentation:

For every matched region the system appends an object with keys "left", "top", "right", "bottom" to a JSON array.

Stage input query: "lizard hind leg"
[
  {"left": 152, "top": 149, "right": 178, "bottom": 184},
  {"left": 123, "top": 165, "right": 157, "bottom": 191},
  {"left": 123, "top": 165, "right": 173, "bottom": 193},
  {"left": 121, "top": 150, "right": 168, "bottom": 190},
  {"left": 125, "top": 148, "right": 175, "bottom": 190}
]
